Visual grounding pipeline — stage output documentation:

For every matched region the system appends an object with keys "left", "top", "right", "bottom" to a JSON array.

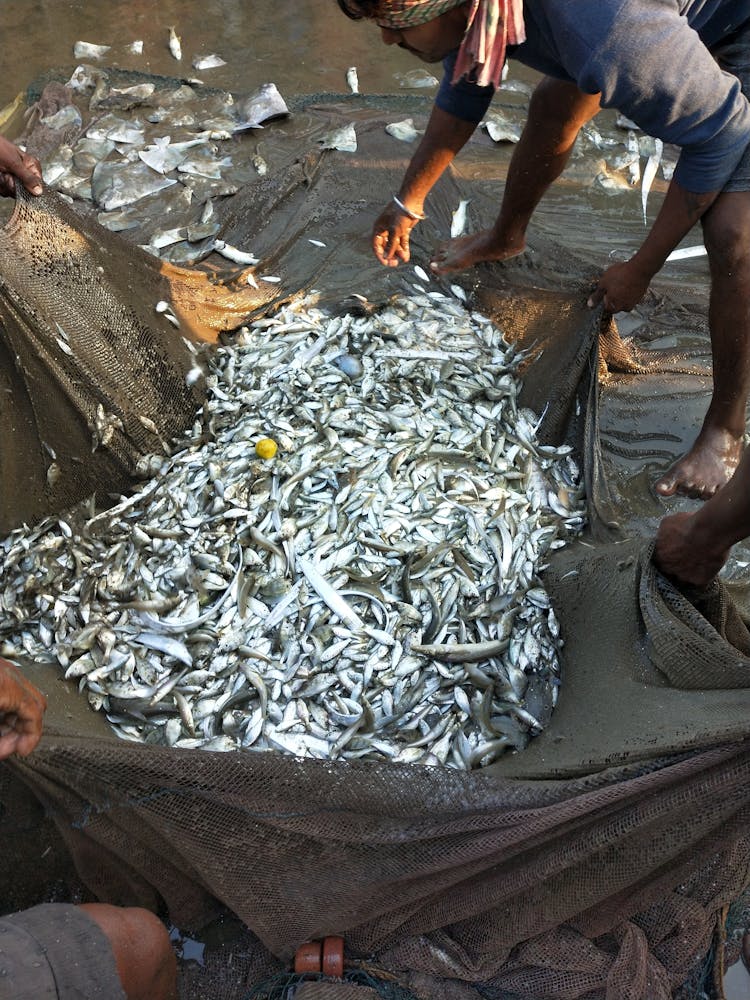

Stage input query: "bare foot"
[
  {"left": 430, "top": 229, "right": 525, "bottom": 275},
  {"left": 655, "top": 426, "right": 744, "bottom": 499}
]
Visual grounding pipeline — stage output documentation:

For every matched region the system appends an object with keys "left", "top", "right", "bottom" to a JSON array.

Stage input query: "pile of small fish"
[{"left": 0, "top": 288, "right": 585, "bottom": 769}]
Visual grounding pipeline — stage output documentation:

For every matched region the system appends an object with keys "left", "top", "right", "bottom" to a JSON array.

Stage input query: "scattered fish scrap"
[
  {"left": 31, "top": 69, "right": 290, "bottom": 261},
  {"left": 0, "top": 290, "right": 584, "bottom": 768}
]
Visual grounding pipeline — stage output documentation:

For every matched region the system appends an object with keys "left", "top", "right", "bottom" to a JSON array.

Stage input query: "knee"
[
  {"left": 79, "top": 903, "right": 177, "bottom": 1000},
  {"left": 703, "top": 197, "right": 750, "bottom": 275}
]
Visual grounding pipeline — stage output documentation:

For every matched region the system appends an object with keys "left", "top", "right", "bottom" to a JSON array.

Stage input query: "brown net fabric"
[
  {"left": 0, "top": 186, "right": 276, "bottom": 534},
  {"left": 294, "top": 985, "right": 382, "bottom": 999},
  {"left": 2, "top": 92, "right": 750, "bottom": 999}
]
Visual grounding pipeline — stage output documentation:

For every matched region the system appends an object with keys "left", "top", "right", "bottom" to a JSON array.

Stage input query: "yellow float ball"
[{"left": 255, "top": 438, "right": 278, "bottom": 459}]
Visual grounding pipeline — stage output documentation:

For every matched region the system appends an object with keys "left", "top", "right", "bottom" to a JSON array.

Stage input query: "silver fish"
[
  {"left": 192, "top": 54, "right": 227, "bottom": 71},
  {"left": 73, "top": 41, "right": 111, "bottom": 60},
  {"left": 233, "top": 84, "right": 289, "bottom": 131},
  {"left": 450, "top": 199, "right": 470, "bottom": 238},
  {"left": 481, "top": 111, "right": 521, "bottom": 144},
  {"left": 168, "top": 27, "right": 182, "bottom": 61},
  {"left": 641, "top": 138, "right": 663, "bottom": 224},
  {"left": 1, "top": 288, "right": 583, "bottom": 768},
  {"left": 318, "top": 124, "right": 357, "bottom": 152},
  {"left": 385, "top": 119, "right": 418, "bottom": 143},
  {"left": 394, "top": 69, "right": 439, "bottom": 89}
]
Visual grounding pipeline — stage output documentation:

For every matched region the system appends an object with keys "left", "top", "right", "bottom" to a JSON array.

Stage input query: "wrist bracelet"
[{"left": 392, "top": 194, "right": 426, "bottom": 221}]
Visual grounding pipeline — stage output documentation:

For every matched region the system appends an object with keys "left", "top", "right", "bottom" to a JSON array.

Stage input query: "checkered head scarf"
[{"left": 357, "top": 0, "right": 526, "bottom": 89}]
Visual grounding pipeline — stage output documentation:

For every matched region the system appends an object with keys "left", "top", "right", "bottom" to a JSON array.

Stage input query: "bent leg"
[
  {"left": 80, "top": 903, "right": 178, "bottom": 1000},
  {"left": 655, "top": 191, "right": 750, "bottom": 498},
  {"left": 430, "top": 77, "right": 601, "bottom": 274}
]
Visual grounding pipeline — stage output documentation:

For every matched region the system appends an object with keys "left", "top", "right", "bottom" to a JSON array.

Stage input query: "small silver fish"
[
  {"left": 168, "top": 26, "right": 182, "bottom": 61},
  {"left": 626, "top": 131, "right": 641, "bottom": 186},
  {"left": 192, "top": 54, "right": 227, "bottom": 71},
  {"left": 73, "top": 41, "right": 111, "bottom": 59},
  {"left": 318, "top": 124, "right": 357, "bottom": 152},
  {"left": 640, "top": 138, "right": 663, "bottom": 225},
  {"left": 481, "top": 111, "right": 521, "bottom": 144},
  {"left": 665, "top": 245, "right": 707, "bottom": 262},
  {"left": 394, "top": 69, "right": 439, "bottom": 89},
  {"left": 385, "top": 119, "right": 418, "bottom": 143},
  {"left": 213, "top": 240, "right": 260, "bottom": 266},
  {"left": 233, "top": 84, "right": 289, "bottom": 131},
  {"left": 450, "top": 199, "right": 470, "bottom": 238}
]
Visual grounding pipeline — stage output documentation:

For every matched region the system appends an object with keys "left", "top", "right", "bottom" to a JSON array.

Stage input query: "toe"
[
  {"left": 680, "top": 482, "right": 705, "bottom": 500},
  {"left": 654, "top": 472, "right": 679, "bottom": 497}
]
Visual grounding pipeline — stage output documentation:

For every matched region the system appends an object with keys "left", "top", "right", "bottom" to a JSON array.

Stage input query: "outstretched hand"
[
  {"left": 0, "top": 136, "right": 43, "bottom": 198},
  {"left": 372, "top": 201, "right": 420, "bottom": 267},
  {"left": 588, "top": 259, "right": 651, "bottom": 314},
  {"left": 0, "top": 658, "right": 47, "bottom": 759}
]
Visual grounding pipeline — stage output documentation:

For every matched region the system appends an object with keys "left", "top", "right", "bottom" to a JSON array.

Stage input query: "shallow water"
[{"left": 1, "top": 0, "right": 448, "bottom": 106}]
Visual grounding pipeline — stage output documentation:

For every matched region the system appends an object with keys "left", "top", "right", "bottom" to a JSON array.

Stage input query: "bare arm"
[
  {"left": 590, "top": 180, "right": 717, "bottom": 312},
  {"left": 373, "top": 105, "right": 477, "bottom": 266},
  {"left": 374, "top": 77, "right": 600, "bottom": 267},
  {"left": 654, "top": 446, "right": 750, "bottom": 587}
]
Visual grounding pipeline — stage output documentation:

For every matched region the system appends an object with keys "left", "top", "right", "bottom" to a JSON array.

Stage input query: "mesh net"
[
  {"left": 1, "top": 83, "right": 750, "bottom": 1000},
  {"left": 0, "top": 184, "right": 277, "bottom": 534}
]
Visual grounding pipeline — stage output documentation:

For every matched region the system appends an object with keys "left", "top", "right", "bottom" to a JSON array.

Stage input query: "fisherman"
[
  {"left": 0, "top": 657, "right": 178, "bottom": 1000},
  {"left": 335, "top": 0, "right": 750, "bottom": 502},
  {"left": 0, "top": 135, "right": 43, "bottom": 197}
]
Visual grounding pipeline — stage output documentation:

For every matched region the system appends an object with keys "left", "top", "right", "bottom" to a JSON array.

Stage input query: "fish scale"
[{"left": 0, "top": 290, "right": 585, "bottom": 769}]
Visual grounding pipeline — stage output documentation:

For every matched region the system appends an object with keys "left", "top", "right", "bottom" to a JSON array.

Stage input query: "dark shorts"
[
  {"left": 0, "top": 904, "right": 125, "bottom": 1000},
  {"left": 713, "top": 19, "right": 750, "bottom": 193}
]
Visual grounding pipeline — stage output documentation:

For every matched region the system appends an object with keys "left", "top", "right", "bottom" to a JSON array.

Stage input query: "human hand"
[
  {"left": 0, "top": 136, "right": 43, "bottom": 198},
  {"left": 587, "top": 260, "right": 651, "bottom": 313},
  {"left": 0, "top": 658, "right": 47, "bottom": 759},
  {"left": 653, "top": 511, "right": 730, "bottom": 589},
  {"left": 372, "top": 201, "right": 420, "bottom": 267}
]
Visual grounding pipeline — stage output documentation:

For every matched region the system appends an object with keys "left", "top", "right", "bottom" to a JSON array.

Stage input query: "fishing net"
[
  {"left": 0, "top": 184, "right": 279, "bottom": 535},
  {"left": 2, "top": 79, "right": 750, "bottom": 1000}
]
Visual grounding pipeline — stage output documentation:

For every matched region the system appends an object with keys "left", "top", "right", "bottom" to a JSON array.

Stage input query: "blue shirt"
[{"left": 435, "top": 0, "right": 750, "bottom": 192}]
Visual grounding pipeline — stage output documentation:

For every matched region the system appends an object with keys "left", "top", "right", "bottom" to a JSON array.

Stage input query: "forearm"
[
  {"left": 592, "top": 177, "right": 721, "bottom": 313},
  {"left": 630, "top": 181, "right": 718, "bottom": 279},
  {"left": 396, "top": 105, "right": 477, "bottom": 215}
]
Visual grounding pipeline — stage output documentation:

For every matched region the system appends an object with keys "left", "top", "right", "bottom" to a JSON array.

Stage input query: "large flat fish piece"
[
  {"left": 233, "top": 83, "right": 289, "bottom": 132},
  {"left": 91, "top": 160, "right": 177, "bottom": 211}
]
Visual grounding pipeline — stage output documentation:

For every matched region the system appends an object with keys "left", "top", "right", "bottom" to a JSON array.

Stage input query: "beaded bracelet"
[{"left": 392, "top": 194, "right": 426, "bottom": 221}]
